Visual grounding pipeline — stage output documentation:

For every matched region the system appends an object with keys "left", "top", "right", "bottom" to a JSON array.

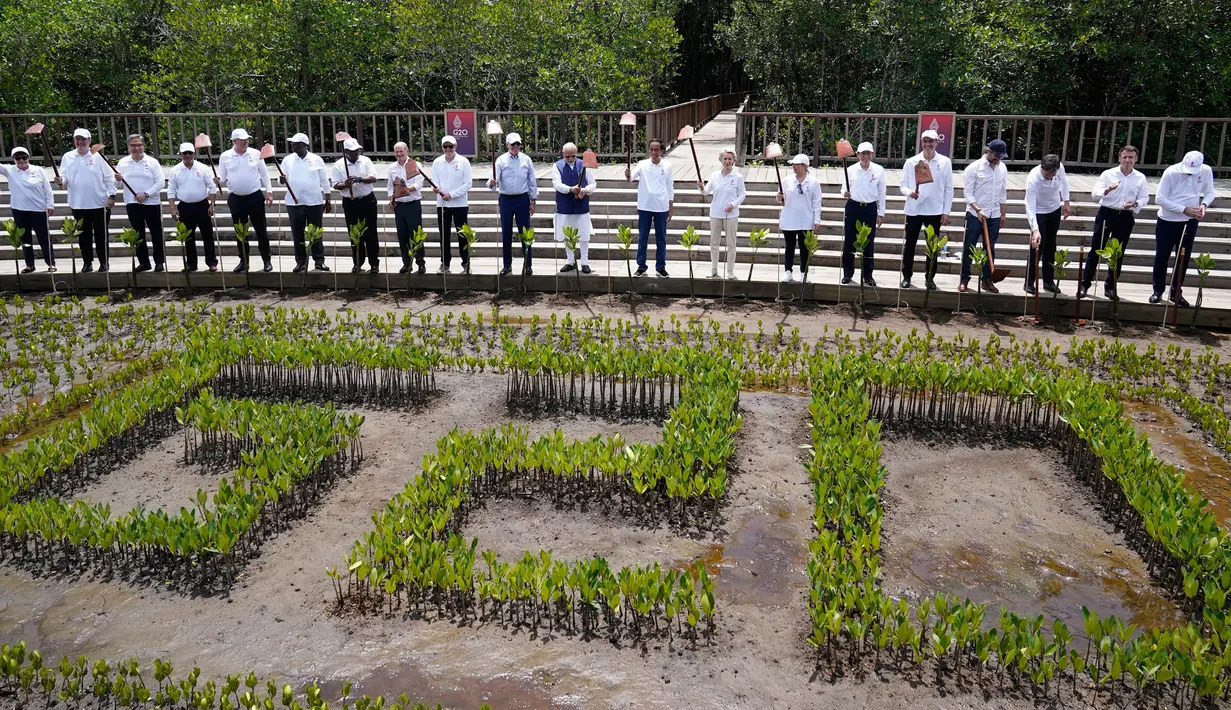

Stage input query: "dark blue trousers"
[
  {"left": 961, "top": 213, "right": 1000, "bottom": 282},
  {"left": 637, "top": 210, "right": 668, "bottom": 270},
  {"left": 1153, "top": 218, "right": 1198, "bottom": 296},
  {"left": 499, "top": 193, "right": 532, "bottom": 269}
]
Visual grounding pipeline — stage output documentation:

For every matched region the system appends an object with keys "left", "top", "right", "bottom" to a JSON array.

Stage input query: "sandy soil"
[
  {"left": 0, "top": 383, "right": 1051, "bottom": 709},
  {"left": 67, "top": 429, "right": 224, "bottom": 514},
  {"left": 879, "top": 435, "right": 1186, "bottom": 634}
]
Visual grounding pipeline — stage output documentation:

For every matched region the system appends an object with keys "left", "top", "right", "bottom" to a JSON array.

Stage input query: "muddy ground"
[
  {"left": 0, "top": 375, "right": 1085, "bottom": 709},
  {"left": 879, "top": 436, "right": 1186, "bottom": 634},
  {"left": 1124, "top": 399, "right": 1231, "bottom": 528}
]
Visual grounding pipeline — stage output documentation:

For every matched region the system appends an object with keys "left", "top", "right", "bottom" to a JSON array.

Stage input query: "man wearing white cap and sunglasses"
[
  {"left": 333, "top": 138, "right": 380, "bottom": 273},
  {"left": 488, "top": 132, "right": 537, "bottom": 275},
  {"left": 1150, "top": 150, "right": 1216, "bottom": 307},
  {"left": 899, "top": 129, "right": 953, "bottom": 290},
  {"left": 215, "top": 128, "right": 273, "bottom": 272},
  {"left": 0, "top": 146, "right": 56, "bottom": 273},
  {"left": 168, "top": 143, "right": 218, "bottom": 272},
  {"left": 56, "top": 127, "right": 115, "bottom": 272},
  {"left": 432, "top": 135, "right": 472, "bottom": 273},
  {"left": 842, "top": 141, "right": 885, "bottom": 286},
  {"left": 281, "top": 133, "right": 331, "bottom": 273}
]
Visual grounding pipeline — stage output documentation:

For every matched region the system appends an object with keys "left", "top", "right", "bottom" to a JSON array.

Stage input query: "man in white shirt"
[
  {"left": 552, "top": 142, "right": 597, "bottom": 274},
  {"left": 56, "top": 128, "right": 115, "bottom": 272},
  {"left": 488, "top": 132, "right": 538, "bottom": 276},
  {"left": 1150, "top": 150, "right": 1216, "bottom": 306},
  {"left": 387, "top": 141, "right": 425, "bottom": 275},
  {"left": 1023, "top": 154, "right": 1070, "bottom": 296},
  {"left": 0, "top": 147, "right": 56, "bottom": 272},
  {"left": 1080, "top": 145, "right": 1150, "bottom": 300},
  {"left": 431, "top": 135, "right": 472, "bottom": 273},
  {"left": 626, "top": 138, "right": 674, "bottom": 277},
  {"left": 215, "top": 128, "right": 273, "bottom": 273},
  {"left": 115, "top": 134, "right": 166, "bottom": 272},
  {"left": 332, "top": 138, "right": 380, "bottom": 274},
  {"left": 960, "top": 139, "right": 1009, "bottom": 293},
  {"left": 842, "top": 142, "right": 886, "bottom": 286},
  {"left": 700, "top": 149, "right": 745, "bottom": 279},
  {"left": 776, "top": 154, "right": 822, "bottom": 282},
  {"left": 899, "top": 129, "right": 953, "bottom": 290},
  {"left": 167, "top": 143, "right": 219, "bottom": 272},
  {"left": 280, "top": 133, "right": 332, "bottom": 273}
]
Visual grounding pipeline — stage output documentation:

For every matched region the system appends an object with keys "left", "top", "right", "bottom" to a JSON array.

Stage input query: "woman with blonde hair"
[{"left": 699, "top": 149, "right": 746, "bottom": 279}]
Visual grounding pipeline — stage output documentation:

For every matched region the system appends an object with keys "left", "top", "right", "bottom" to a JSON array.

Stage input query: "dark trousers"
[
  {"left": 637, "top": 209, "right": 668, "bottom": 270},
  {"left": 287, "top": 204, "right": 325, "bottom": 267},
  {"left": 1153, "top": 218, "right": 1199, "bottom": 297},
  {"left": 12, "top": 209, "right": 53, "bottom": 267},
  {"left": 73, "top": 207, "right": 108, "bottom": 267},
  {"left": 394, "top": 201, "right": 425, "bottom": 267},
  {"left": 1083, "top": 206, "right": 1135, "bottom": 288},
  {"left": 961, "top": 213, "right": 1000, "bottom": 282},
  {"left": 437, "top": 206, "right": 469, "bottom": 267},
  {"left": 902, "top": 214, "right": 942, "bottom": 280},
  {"left": 499, "top": 193, "right": 532, "bottom": 268},
  {"left": 343, "top": 194, "right": 379, "bottom": 268},
  {"left": 783, "top": 229, "right": 809, "bottom": 273},
  {"left": 842, "top": 201, "right": 877, "bottom": 279},
  {"left": 177, "top": 200, "right": 217, "bottom": 270},
  {"left": 227, "top": 191, "right": 270, "bottom": 264},
  {"left": 126, "top": 203, "right": 164, "bottom": 268},
  {"left": 1026, "top": 208, "right": 1061, "bottom": 288}
]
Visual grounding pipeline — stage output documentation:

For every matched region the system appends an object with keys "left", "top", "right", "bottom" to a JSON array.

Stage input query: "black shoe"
[
  {"left": 900, "top": 278, "right": 912, "bottom": 289},
  {"left": 656, "top": 268, "right": 669, "bottom": 277},
  {"left": 1171, "top": 294, "right": 1190, "bottom": 308},
  {"left": 20, "top": 266, "right": 34, "bottom": 274},
  {"left": 262, "top": 262, "right": 273, "bottom": 273},
  {"left": 523, "top": 267, "right": 533, "bottom": 276},
  {"left": 581, "top": 265, "right": 592, "bottom": 274},
  {"left": 1044, "top": 283, "right": 1060, "bottom": 294},
  {"left": 635, "top": 266, "right": 648, "bottom": 277},
  {"left": 350, "top": 266, "right": 361, "bottom": 274},
  {"left": 840, "top": 277, "right": 853, "bottom": 285},
  {"left": 98, "top": 264, "right": 109, "bottom": 273},
  {"left": 462, "top": 265, "right": 470, "bottom": 275},
  {"left": 1104, "top": 285, "right": 1118, "bottom": 301},
  {"left": 1148, "top": 293, "right": 1162, "bottom": 304},
  {"left": 370, "top": 266, "right": 380, "bottom": 275},
  {"left": 82, "top": 264, "right": 94, "bottom": 274},
  {"left": 154, "top": 264, "right": 165, "bottom": 273},
  {"left": 292, "top": 264, "right": 307, "bottom": 274},
  {"left": 560, "top": 264, "right": 577, "bottom": 273},
  {"left": 416, "top": 265, "right": 426, "bottom": 275},
  {"left": 399, "top": 264, "right": 409, "bottom": 274},
  {"left": 862, "top": 277, "right": 876, "bottom": 287},
  {"left": 1024, "top": 284, "right": 1037, "bottom": 296},
  {"left": 1077, "top": 284, "right": 1088, "bottom": 299},
  {"left": 499, "top": 266, "right": 512, "bottom": 276},
  {"left": 184, "top": 266, "right": 198, "bottom": 273},
  {"left": 134, "top": 264, "right": 152, "bottom": 273},
  {"left": 925, "top": 279, "right": 937, "bottom": 291},
  {"left": 315, "top": 262, "right": 330, "bottom": 272},
  {"left": 233, "top": 264, "right": 247, "bottom": 273}
]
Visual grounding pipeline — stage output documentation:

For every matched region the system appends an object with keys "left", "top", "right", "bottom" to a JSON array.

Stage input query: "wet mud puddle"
[{"left": 1122, "top": 399, "right": 1231, "bottom": 528}]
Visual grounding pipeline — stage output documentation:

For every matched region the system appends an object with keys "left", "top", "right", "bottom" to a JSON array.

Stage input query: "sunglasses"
[
  {"left": 796, "top": 183, "right": 803, "bottom": 194},
  {"left": 444, "top": 145, "right": 456, "bottom": 149},
  {"left": 511, "top": 142, "right": 522, "bottom": 147},
  {"left": 14, "top": 154, "right": 29, "bottom": 160}
]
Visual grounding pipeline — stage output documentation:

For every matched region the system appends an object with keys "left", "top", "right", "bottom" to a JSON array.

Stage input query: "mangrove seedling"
[
  {"left": 616, "top": 224, "right": 635, "bottom": 295},
  {"left": 852, "top": 223, "right": 870, "bottom": 307},
  {"left": 117, "top": 227, "right": 143, "bottom": 291},
  {"left": 347, "top": 219, "right": 366, "bottom": 289},
  {"left": 60, "top": 216, "right": 81, "bottom": 290},
  {"left": 922, "top": 225, "right": 946, "bottom": 312},
  {"left": 679, "top": 224, "right": 700, "bottom": 299},
  {"left": 561, "top": 225, "right": 582, "bottom": 295},
  {"left": 302, "top": 224, "right": 324, "bottom": 289},
  {"left": 3, "top": 219, "right": 26, "bottom": 293},
  {"left": 744, "top": 227, "right": 770, "bottom": 298},
  {"left": 233, "top": 220, "right": 251, "bottom": 290},
  {"left": 407, "top": 225, "right": 428, "bottom": 294},
  {"left": 1095, "top": 237, "right": 1124, "bottom": 326},
  {"left": 969, "top": 245, "right": 988, "bottom": 314},
  {"left": 802, "top": 230, "right": 820, "bottom": 301},
  {"left": 520, "top": 226, "right": 536, "bottom": 291},
  {"left": 1052, "top": 248, "right": 1070, "bottom": 316},
  {"left": 1191, "top": 253, "right": 1216, "bottom": 328},
  {"left": 459, "top": 223, "right": 479, "bottom": 292},
  {"left": 172, "top": 221, "right": 193, "bottom": 295}
]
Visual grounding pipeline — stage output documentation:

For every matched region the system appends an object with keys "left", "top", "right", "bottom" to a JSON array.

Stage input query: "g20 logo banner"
[{"left": 445, "top": 109, "right": 478, "bottom": 157}]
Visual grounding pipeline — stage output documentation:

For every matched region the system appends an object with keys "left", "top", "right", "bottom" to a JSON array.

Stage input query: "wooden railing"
[
  {"left": 0, "top": 95, "right": 745, "bottom": 166},
  {"left": 734, "top": 109, "right": 1231, "bottom": 173}
]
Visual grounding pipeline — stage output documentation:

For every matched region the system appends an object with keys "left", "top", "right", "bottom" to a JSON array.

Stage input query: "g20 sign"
[
  {"left": 445, "top": 109, "right": 478, "bottom": 157},
  {"left": 917, "top": 112, "right": 957, "bottom": 158}
]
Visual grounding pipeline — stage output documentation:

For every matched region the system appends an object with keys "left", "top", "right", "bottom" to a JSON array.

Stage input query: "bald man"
[{"left": 552, "top": 142, "right": 596, "bottom": 273}]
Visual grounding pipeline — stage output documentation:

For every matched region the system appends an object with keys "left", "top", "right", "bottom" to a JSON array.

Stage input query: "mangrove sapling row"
[
  {"left": 505, "top": 344, "right": 685, "bottom": 420},
  {"left": 0, "top": 641, "right": 476, "bottom": 710}
]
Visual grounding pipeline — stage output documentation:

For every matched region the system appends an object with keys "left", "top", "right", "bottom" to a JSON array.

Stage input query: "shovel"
[
  {"left": 836, "top": 139, "right": 854, "bottom": 195},
  {"left": 764, "top": 142, "right": 784, "bottom": 195},
  {"left": 334, "top": 131, "right": 354, "bottom": 198},
  {"left": 194, "top": 133, "right": 218, "bottom": 179},
  {"left": 25, "top": 123, "right": 60, "bottom": 180},
  {"left": 260, "top": 143, "right": 298, "bottom": 204},
  {"left": 90, "top": 145, "right": 138, "bottom": 197},
  {"left": 485, "top": 120, "right": 503, "bottom": 177},
  {"left": 620, "top": 113, "right": 636, "bottom": 173},
  {"left": 981, "top": 215, "right": 1010, "bottom": 283},
  {"left": 678, "top": 125, "right": 704, "bottom": 198},
  {"left": 405, "top": 158, "right": 436, "bottom": 190}
]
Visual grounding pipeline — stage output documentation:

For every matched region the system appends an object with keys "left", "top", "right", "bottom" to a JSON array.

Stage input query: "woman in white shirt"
[
  {"left": 0, "top": 147, "right": 56, "bottom": 272},
  {"left": 776, "top": 154, "right": 822, "bottom": 282},
  {"left": 115, "top": 134, "right": 166, "bottom": 272},
  {"left": 700, "top": 150, "right": 746, "bottom": 279}
]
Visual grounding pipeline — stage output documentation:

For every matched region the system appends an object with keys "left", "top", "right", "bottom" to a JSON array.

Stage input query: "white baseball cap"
[
  {"left": 441, "top": 135, "right": 457, "bottom": 146},
  {"left": 230, "top": 128, "right": 251, "bottom": 141},
  {"left": 1181, "top": 150, "right": 1205, "bottom": 174},
  {"left": 506, "top": 132, "right": 523, "bottom": 145},
  {"left": 178, "top": 142, "right": 195, "bottom": 154},
  {"left": 342, "top": 138, "right": 361, "bottom": 151},
  {"left": 72, "top": 128, "right": 91, "bottom": 139},
  {"left": 921, "top": 130, "right": 939, "bottom": 141},
  {"left": 789, "top": 154, "right": 810, "bottom": 165},
  {"left": 10, "top": 146, "right": 29, "bottom": 157},
  {"left": 287, "top": 133, "right": 309, "bottom": 144},
  {"left": 857, "top": 142, "right": 874, "bottom": 154}
]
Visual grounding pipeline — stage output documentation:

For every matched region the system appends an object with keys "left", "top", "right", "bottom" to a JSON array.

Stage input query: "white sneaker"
[
  {"left": 709, "top": 271, "right": 720, "bottom": 279},
  {"left": 726, "top": 271, "right": 737, "bottom": 280},
  {"left": 782, "top": 269, "right": 794, "bottom": 283}
]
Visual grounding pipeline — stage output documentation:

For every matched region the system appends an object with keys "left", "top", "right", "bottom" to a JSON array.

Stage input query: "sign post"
[
  {"left": 444, "top": 109, "right": 478, "bottom": 157},
  {"left": 916, "top": 112, "right": 957, "bottom": 157}
]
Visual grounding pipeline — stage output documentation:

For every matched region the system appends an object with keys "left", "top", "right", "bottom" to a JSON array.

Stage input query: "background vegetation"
[{"left": 0, "top": 0, "right": 1227, "bottom": 116}]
